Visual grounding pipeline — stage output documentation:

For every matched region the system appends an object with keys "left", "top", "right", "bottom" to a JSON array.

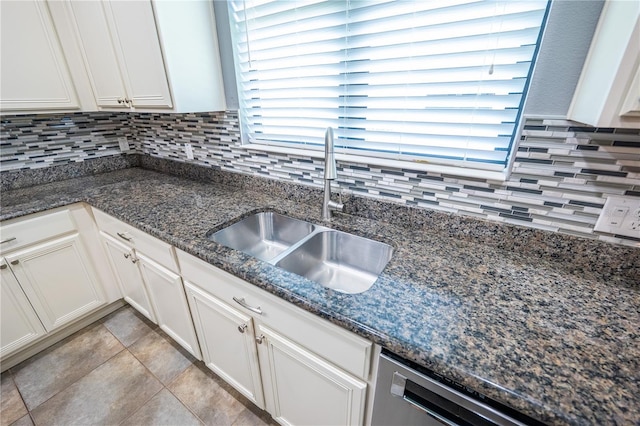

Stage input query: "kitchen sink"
[
  {"left": 276, "top": 230, "right": 393, "bottom": 294},
  {"left": 209, "top": 212, "right": 393, "bottom": 293},
  {"left": 208, "top": 212, "right": 315, "bottom": 262}
]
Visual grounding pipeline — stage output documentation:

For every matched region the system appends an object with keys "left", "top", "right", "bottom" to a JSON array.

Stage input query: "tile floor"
[{"left": 1, "top": 306, "right": 276, "bottom": 426}]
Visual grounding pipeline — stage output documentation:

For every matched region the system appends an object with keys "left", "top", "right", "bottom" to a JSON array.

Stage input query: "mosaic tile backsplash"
[
  {"left": 1, "top": 111, "right": 639, "bottom": 247},
  {"left": 1, "top": 113, "right": 132, "bottom": 171}
]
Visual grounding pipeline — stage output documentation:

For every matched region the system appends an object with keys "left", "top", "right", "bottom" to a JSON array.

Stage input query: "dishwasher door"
[{"left": 371, "top": 352, "right": 529, "bottom": 426}]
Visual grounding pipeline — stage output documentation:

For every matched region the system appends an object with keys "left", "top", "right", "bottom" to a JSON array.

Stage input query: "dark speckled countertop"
[{"left": 2, "top": 166, "right": 639, "bottom": 425}]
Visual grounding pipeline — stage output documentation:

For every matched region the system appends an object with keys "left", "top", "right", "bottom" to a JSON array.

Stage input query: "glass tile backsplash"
[{"left": 1, "top": 111, "right": 639, "bottom": 247}]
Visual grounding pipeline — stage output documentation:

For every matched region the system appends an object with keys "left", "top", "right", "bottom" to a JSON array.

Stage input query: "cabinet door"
[
  {"left": 0, "top": 0, "right": 79, "bottom": 111},
  {"left": 138, "top": 253, "right": 200, "bottom": 359},
  {"left": 103, "top": 0, "right": 173, "bottom": 108},
  {"left": 0, "top": 260, "right": 46, "bottom": 359},
  {"left": 62, "top": 0, "right": 128, "bottom": 108},
  {"left": 5, "top": 234, "right": 106, "bottom": 332},
  {"left": 184, "top": 281, "right": 265, "bottom": 409},
  {"left": 101, "top": 233, "right": 156, "bottom": 322},
  {"left": 257, "top": 325, "right": 366, "bottom": 426}
]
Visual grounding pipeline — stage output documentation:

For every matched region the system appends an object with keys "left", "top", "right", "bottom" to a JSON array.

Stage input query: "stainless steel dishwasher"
[{"left": 371, "top": 350, "right": 544, "bottom": 426}]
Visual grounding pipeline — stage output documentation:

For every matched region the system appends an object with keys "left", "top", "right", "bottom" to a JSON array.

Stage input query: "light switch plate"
[{"left": 594, "top": 195, "right": 640, "bottom": 238}]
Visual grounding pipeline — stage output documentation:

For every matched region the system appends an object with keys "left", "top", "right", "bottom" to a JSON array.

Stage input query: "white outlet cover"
[
  {"left": 594, "top": 195, "right": 640, "bottom": 239},
  {"left": 118, "top": 137, "right": 129, "bottom": 152},
  {"left": 184, "top": 143, "right": 194, "bottom": 160}
]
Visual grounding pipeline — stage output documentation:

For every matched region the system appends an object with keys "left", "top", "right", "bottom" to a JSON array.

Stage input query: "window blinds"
[{"left": 229, "top": 0, "right": 549, "bottom": 171}]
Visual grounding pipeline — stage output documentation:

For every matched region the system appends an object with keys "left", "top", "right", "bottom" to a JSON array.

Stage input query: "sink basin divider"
[{"left": 266, "top": 225, "right": 332, "bottom": 265}]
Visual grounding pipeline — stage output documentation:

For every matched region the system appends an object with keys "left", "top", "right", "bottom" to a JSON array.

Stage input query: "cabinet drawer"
[
  {"left": 1, "top": 208, "right": 76, "bottom": 254},
  {"left": 177, "top": 249, "right": 373, "bottom": 380},
  {"left": 92, "top": 208, "right": 177, "bottom": 272}
]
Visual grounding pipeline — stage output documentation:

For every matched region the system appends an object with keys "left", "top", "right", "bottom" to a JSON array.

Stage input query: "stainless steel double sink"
[{"left": 208, "top": 212, "right": 393, "bottom": 294}]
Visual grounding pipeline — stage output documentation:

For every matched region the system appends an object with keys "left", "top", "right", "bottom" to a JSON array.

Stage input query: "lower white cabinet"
[
  {"left": 0, "top": 259, "right": 47, "bottom": 358},
  {"left": 0, "top": 204, "right": 116, "bottom": 361},
  {"left": 258, "top": 325, "right": 367, "bottom": 426},
  {"left": 178, "top": 249, "right": 371, "bottom": 426},
  {"left": 101, "top": 232, "right": 156, "bottom": 322},
  {"left": 93, "top": 208, "right": 201, "bottom": 360},
  {"left": 4, "top": 234, "right": 106, "bottom": 332},
  {"left": 138, "top": 252, "right": 200, "bottom": 358},
  {"left": 185, "top": 282, "right": 265, "bottom": 408}
]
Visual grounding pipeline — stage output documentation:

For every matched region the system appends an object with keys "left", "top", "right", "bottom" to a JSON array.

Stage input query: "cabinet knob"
[
  {"left": 117, "top": 98, "right": 124, "bottom": 104},
  {"left": 237, "top": 324, "right": 248, "bottom": 333},
  {"left": 255, "top": 334, "right": 265, "bottom": 344},
  {"left": 10, "top": 260, "right": 19, "bottom": 265}
]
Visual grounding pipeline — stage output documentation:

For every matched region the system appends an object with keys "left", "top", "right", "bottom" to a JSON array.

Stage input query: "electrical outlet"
[
  {"left": 118, "top": 137, "right": 129, "bottom": 152},
  {"left": 184, "top": 143, "right": 194, "bottom": 160},
  {"left": 594, "top": 195, "right": 640, "bottom": 239}
]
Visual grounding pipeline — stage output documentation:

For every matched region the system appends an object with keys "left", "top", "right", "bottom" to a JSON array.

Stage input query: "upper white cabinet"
[
  {"left": 1, "top": 0, "right": 226, "bottom": 114},
  {"left": 0, "top": 0, "right": 80, "bottom": 111},
  {"left": 58, "top": 0, "right": 172, "bottom": 109},
  {"left": 52, "top": 0, "right": 226, "bottom": 113},
  {"left": 568, "top": 1, "right": 640, "bottom": 128}
]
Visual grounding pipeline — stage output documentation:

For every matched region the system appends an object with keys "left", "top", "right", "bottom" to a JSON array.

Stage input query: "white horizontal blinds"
[{"left": 230, "top": 0, "right": 549, "bottom": 169}]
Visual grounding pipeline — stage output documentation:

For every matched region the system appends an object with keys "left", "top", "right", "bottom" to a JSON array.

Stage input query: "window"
[{"left": 228, "top": 0, "right": 550, "bottom": 176}]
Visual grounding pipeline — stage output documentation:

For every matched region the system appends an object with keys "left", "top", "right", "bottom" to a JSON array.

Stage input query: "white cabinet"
[
  {"left": 93, "top": 208, "right": 201, "bottom": 359},
  {"left": 185, "top": 282, "right": 265, "bottom": 408},
  {"left": 0, "top": 0, "right": 79, "bottom": 111},
  {"left": 4, "top": 234, "right": 106, "bottom": 332},
  {"left": 178, "top": 249, "right": 371, "bottom": 426},
  {"left": 568, "top": 1, "right": 640, "bottom": 128},
  {"left": 257, "top": 325, "right": 367, "bottom": 426},
  {"left": 0, "top": 259, "right": 47, "bottom": 359},
  {"left": 44, "top": 0, "right": 226, "bottom": 114},
  {"left": 58, "top": 0, "right": 172, "bottom": 109},
  {"left": 138, "top": 252, "right": 200, "bottom": 355},
  {"left": 101, "top": 233, "right": 156, "bottom": 322},
  {"left": 0, "top": 205, "right": 113, "bottom": 359}
]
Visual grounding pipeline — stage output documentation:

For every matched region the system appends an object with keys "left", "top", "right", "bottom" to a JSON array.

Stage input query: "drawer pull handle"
[
  {"left": 256, "top": 334, "right": 265, "bottom": 344},
  {"left": 10, "top": 260, "right": 19, "bottom": 265},
  {"left": 117, "top": 232, "right": 132, "bottom": 242},
  {"left": 232, "top": 297, "right": 262, "bottom": 315},
  {"left": 0, "top": 237, "right": 16, "bottom": 244},
  {"left": 238, "top": 323, "right": 248, "bottom": 333},
  {"left": 0, "top": 264, "right": 7, "bottom": 270}
]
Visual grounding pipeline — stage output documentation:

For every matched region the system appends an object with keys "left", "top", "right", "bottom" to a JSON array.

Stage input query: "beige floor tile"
[
  {"left": 231, "top": 407, "right": 275, "bottom": 426},
  {"left": 102, "top": 306, "right": 156, "bottom": 347},
  {"left": 11, "top": 323, "right": 124, "bottom": 411},
  {"left": 129, "top": 329, "right": 194, "bottom": 385},
  {"left": 30, "top": 350, "right": 163, "bottom": 426},
  {"left": 168, "top": 364, "right": 246, "bottom": 426},
  {"left": 7, "top": 414, "right": 34, "bottom": 426},
  {"left": 120, "top": 388, "right": 203, "bottom": 426},
  {"left": 1, "top": 373, "right": 27, "bottom": 426}
]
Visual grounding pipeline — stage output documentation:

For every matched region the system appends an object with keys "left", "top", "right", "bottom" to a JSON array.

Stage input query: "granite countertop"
[{"left": 1, "top": 167, "right": 639, "bottom": 425}]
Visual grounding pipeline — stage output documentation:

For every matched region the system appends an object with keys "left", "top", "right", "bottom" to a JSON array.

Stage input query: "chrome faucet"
[{"left": 322, "top": 127, "right": 344, "bottom": 220}]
